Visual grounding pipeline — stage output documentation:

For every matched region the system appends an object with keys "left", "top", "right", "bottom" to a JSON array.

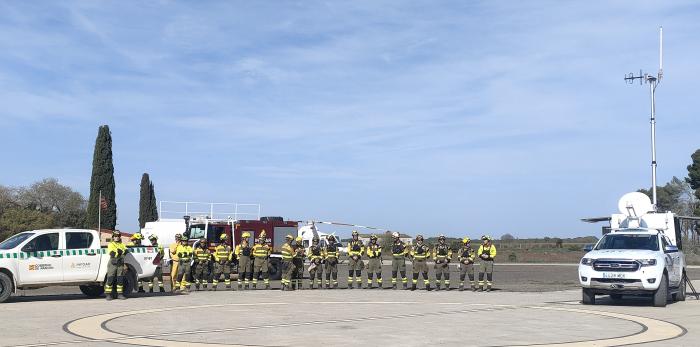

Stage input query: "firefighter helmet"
[
  {"left": 370, "top": 234, "right": 378, "bottom": 240},
  {"left": 312, "top": 236, "right": 319, "bottom": 243},
  {"left": 242, "top": 232, "right": 251, "bottom": 238},
  {"left": 352, "top": 230, "right": 359, "bottom": 237},
  {"left": 327, "top": 234, "right": 336, "bottom": 241},
  {"left": 438, "top": 234, "right": 446, "bottom": 240},
  {"left": 112, "top": 230, "right": 121, "bottom": 238},
  {"left": 180, "top": 235, "right": 188, "bottom": 241},
  {"left": 131, "top": 233, "right": 144, "bottom": 240},
  {"left": 416, "top": 235, "right": 424, "bottom": 241},
  {"left": 295, "top": 236, "right": 302, "bottom": 243},
  {"left": 462, "top": 237, "right": 471, "bottom": 244},
  {"left": 148, "top": 234, "right": 158, "bottom": 241},
  {"left": 259, "top": 230, "right": 267, "bottom": 238},
  {"left": 392, "top": 232, "right": 400, "bottom": 238},
  {"left": 220, "top": 234, "right": 227, "bottom": 241},
  {"left": 286, "top": 234, "right": 294, "bottom": 240}
]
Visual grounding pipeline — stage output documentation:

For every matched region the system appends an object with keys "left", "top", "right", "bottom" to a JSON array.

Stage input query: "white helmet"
[{"left": 392, "top": 232, "right": 400, "bottom": 238}]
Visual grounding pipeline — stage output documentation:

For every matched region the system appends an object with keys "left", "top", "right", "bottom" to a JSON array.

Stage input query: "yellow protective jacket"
[
  {"left": 309, "top": 245, "right": 323, "bottom": 262},
  {"left": 194, "top": 246, "right": 211, "bottom": 263},
  {"left": 322, "top": 243, "right": 339, "bottom": 260},
  {"left": 235, "top": 242, "right": 252, "bottom": 258},
  {"left": 214, "top": 244, "right": 233, "bottom": 263},
  {"left": 391, "top": 241, "right": 410, "bottom": 258},
  {"left": 169, "top": 242, "right": 180, "bottom": 261},
  {"left": 433, "top": 244, "right": 453, "bottom": 263},
  {"left": 107, "top": 241, "right": 127, "bottom": 259},
  {"left": 176, "top": 244, "right": 194, "bottom": 262},
  {"left": 411, "top": 243, "right": 431, "bottom": 260},
  {"left": 252, "top": 243, "right": 271, "bottom": 259},
  {"left": 477, "top": 244, "right": 497, "bottom": 260},
  {"left": 366, "top": 243, "right": 382, "bottom": 259},
  {"left": 347, "top": 240, "right": 364, "bottom": 257},
  {"left": 281, "top": 243, "right": 294, "bottom": 261}
]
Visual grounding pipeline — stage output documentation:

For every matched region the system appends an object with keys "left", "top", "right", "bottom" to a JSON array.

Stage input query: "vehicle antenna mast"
[{"left": 624, "top": 26, "right": 663, "bottom": 211}]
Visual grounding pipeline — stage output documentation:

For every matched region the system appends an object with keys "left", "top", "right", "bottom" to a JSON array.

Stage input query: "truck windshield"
[
  {"left": 595, "top": 234, "right": 659, "bottom": 251},
  {"left": 0, "top": 232, "right": 34, "bottom": 250}
]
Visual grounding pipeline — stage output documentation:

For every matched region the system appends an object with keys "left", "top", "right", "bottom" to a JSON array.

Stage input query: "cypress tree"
[
  {"left": 86, "top": 125, "right": 117, "bottom": 230},
  {"left": 148, "top": 181, "right": 158, "bottom": 222},
  {"left": 138, "top": 173, "right": 150, "bottom": 229},
  {"left": 139, "top": 173, "right": 159, "bottom": 228}
]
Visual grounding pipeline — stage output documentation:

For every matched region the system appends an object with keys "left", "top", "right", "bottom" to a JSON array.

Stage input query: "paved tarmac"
[{"left": 3, "top": 265, "right": 700, "bottom": 347}]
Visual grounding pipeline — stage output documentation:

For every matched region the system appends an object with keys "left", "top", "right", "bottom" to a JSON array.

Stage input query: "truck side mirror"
[
  {"left": 583, "top": 244, "right": 593, "bottom": 252},
  {"left": 664, "top": 245, "right": 679, "bottom": 253}
]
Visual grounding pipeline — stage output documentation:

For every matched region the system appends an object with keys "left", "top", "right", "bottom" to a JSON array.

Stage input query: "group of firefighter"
[{"left": 103, "top": 229, "right": 498, "bottom": 300}]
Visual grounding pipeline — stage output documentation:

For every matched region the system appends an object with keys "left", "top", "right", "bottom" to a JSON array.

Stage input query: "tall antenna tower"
[{"left": 624, "top": 27, "right": 663, "bottom": 210}]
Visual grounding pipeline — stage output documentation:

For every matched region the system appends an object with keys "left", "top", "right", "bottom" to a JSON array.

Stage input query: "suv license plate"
[{"left": 602, "top": 273, "right": 626, "bottom": 279}]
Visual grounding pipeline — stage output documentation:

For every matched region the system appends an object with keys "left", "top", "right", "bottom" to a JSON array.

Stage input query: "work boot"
[
  {"left": 105, "top": 294, "right": 113, "bottom": 301},
  {"left": 392, "top": 284, "right": 397, "bottom": 290},
  {"left": 265, "top": 283, "right": 270, "bottom": 290},
  {"left": 486, "top": 285, "right": 492, "bottom": 292},
  {"left": 253, "top": 283, "right": 257, "bottom": 289},
  {"left": 195, "top": 284, "right": 200, "bottom": 291},
  {"left": 333, "top": 283, "right": 339, "bottom": 289},
  {"left": 238, "top": 283, "right": 242, "bottom": 290},
  {"left": 411, "top": 283, "right": 416, "bottom": 291},
  {"left": 117, "top": 294, "right": 127, "bottom": 300},
  {"left": 348, "top": 282, "right": 353, "bottom": 289},
  {"left": 138, "top": 286, "right": 145, "bottom": 293},
  {"left": 159, "top": 287, "right": 165, "bottom": 293},
  {"left": 436, "top": 283, "right": 441, "bottom": 291},
  {"left": 459, "top": 283, "right": 464, "bottom": 292},
  {"left": 426, "top": 284, "right": 432, "bottom": 291},
  {"left": 471, "top": 285, "right": 477, "bottom": 292},
  {"left": 245, "top": 284, "right": 250, "bottom": 290},
  {"left": 403, "top": 283, "right": 408, "bottom": 290},
  {"left": 149, "top": 288, "right": 154, "bottom": 293},
  {"left": 203, "top": 285, "right": 208, "bottom": 291},
  {"left": 226, "top": 284, "right": 231, "bottom": 290}
]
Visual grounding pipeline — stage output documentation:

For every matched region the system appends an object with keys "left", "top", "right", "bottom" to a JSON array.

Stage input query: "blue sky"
[{"left": 1, "top": 1, "right": 699, "bottom": 238}]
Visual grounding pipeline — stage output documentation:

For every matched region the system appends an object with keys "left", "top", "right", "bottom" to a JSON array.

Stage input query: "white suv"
[{"left": 578, "top": 229, "right": 685, "bottom": 307}]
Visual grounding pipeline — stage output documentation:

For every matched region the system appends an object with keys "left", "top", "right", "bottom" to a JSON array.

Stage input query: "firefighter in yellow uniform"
[
  {"left": 323, "top": 235, "right": 340, "bottom": 289},
  {"left": 458, "top": 237, "right": 476, "bottom": 291},
  {"left": 252, "top": 230, "right": 271, "bottom": 289},
  {"left": 127, "top": 233, "right": 146, "bottom": 293},
  {"left": 365, "top": 235, "right": 383, "bottom": 289},
  {"left": 193, "top": 238, "right": 211, "bottom": 291},
  {"left": 235, "top": 232, "right": 253, "bottom": 289},
  {"left": 293, "top": 236, "right": 305, "bottom": 290},
  {"left": 148, "top": 234, "right": 165, "bottom": 293},
  {"left": 169, "top": 233, "right": 182, "bottom": 291},
  {"left": 390, "top": 232, "right": 410, "bottom": 290},
  {"left": 280, "top": 235, "right": 295, "bottom": 291},
  {"left": 477, "top": 235, "right": 497, "bottom": 292},
  {"left": 410, "top": 235, "right": 432, "bottom": 291},
  {"left": 213, "top": 234, "right": 233, "bottom": 290},
  {"left": 105, "top": 231, "right": 127, "bottom": 300},
  {"left": 347, "top": 230, "right": 364, "bottom": 289},
  {"left": 433, "top": 234, "right": 453, "bottom": 290},
  {"left": 176, "top": 235, "right": 194, "bottom": 293},
  {"left": 308, "top": 236, "right": 323, "bottom": 289}
]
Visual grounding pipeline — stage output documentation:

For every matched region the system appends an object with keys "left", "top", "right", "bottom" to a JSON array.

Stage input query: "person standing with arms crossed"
[
  {"left": 105, "top": 231, "right": 127, "bottom": 300},
  {"left": 346, "top": 230, "right": 364, "bottom": 289},
  {"left": 252, "top": 230, "right": 271, "bottom": 289},
  {"left": 323, "top": 235, "right": 340, "bottom": 289},
  {"left": 365, "top": 234, "right": 383, "bottom": 289},
  {"left": 477, "top": 235, "right": 497, "bottom": 292},
  {"left": 458, "top": 237, "right": 476, "bottom": 291},
  {"left": 433, "top": 234, "right": 453, "bottom": 290},
  {"left": 235, "top": 232, "right": 253, "bottom": 289}
]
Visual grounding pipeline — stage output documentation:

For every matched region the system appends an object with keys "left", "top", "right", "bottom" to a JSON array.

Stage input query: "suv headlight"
[
  {"left": 638, "top": 259, "right": 657, "bottom": 266},
  {"left": 580, "top": 258, "right": 594, "bottom": 266}
]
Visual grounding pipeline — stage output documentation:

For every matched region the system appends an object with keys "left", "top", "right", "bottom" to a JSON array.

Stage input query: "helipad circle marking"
[{"left": 63, "top": 302, "right": 685, "bottom": 347}]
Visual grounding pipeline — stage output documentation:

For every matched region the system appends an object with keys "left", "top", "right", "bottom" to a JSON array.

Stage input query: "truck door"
[
  {"left": 663, "top": 236, "right": 681, "bottom": 286},
  {"left": 63, "top": 231, "right": 101, "bottom": 282},
  {"left": 18, "top": 233, "right": 63, "bottom": 284}
]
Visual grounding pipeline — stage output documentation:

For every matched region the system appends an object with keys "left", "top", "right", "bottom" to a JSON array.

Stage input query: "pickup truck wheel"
[
  {"left": 0, "top": 272, "right": 12, "bottom": 303},
  {"left": 79, "top": 285, "right": 105, "bottom": 298},
  {"left": 674, "top": 273, "right": 686, "bottom": 302},
  {"left": 652, "top": 273, "right": 668, "bottom": 307},
  {"left": 122, "top": 270, "right": 136, "bottom": 296},
  {"left": 582, "top": 288, "right": 595, "bottom": 305}
]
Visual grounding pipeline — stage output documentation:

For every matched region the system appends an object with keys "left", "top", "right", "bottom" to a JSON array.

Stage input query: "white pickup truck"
[
  {"left": 579, "top": 192, "right": 687, "bottom": 307},
  {"left": 0, "top": 228, "right": 159, "bottom": 303}
]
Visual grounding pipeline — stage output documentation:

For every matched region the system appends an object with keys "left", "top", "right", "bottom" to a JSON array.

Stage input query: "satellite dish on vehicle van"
[{"left": 618, "top": 192, "right": 653, "bottom": 217}]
